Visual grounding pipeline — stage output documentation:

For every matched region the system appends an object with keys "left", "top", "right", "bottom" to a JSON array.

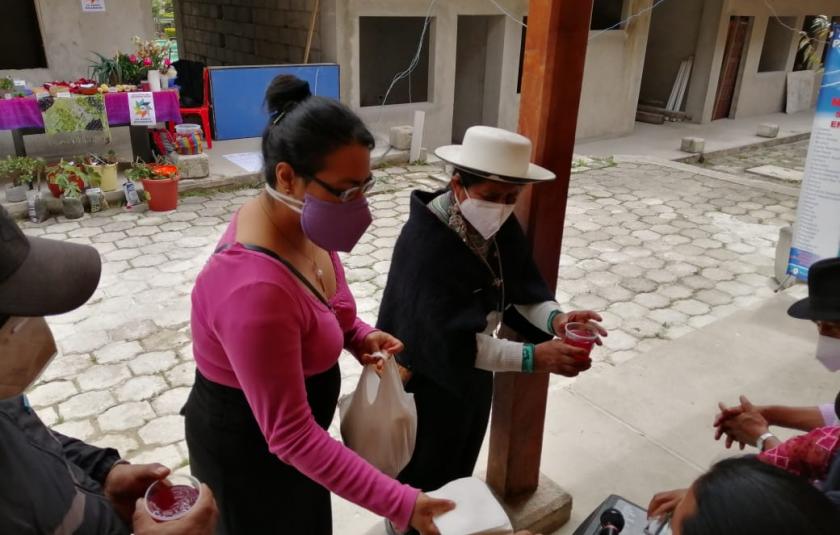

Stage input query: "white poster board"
[
  {"left": 128, "top": 92, "right": 156, "bottom": 126},
  {"left": 787, "top": 24, "right": 840, "bottom": 280}
]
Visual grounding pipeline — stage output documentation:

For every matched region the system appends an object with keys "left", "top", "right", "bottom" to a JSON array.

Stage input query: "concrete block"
[
  {"left": 746, "top": 165, "right": 803, "bottom": 182},
  {"left": 499, "top": 474, "right": 573, "bottom": 533},
  {"left": 172, "top": 153, "right": 210, "bottom": 179},
  {"left": 775, "top": 225, "right": 793, "bottom": 284},
  {"left": 680, "top": 137, "right": 704, "bottom": 154},
  {"left": 389, "top": 125, "right": 413, "bottom": 151},
  {"left": 757, "top": 123, "right": 780, "bottom": 138}
]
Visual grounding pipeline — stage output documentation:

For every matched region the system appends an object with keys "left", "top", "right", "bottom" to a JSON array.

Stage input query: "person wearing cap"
[
  {"left": 714, "top": 257, "right": 840, "bottom": 447},
  {"left": 0, "top": 206, "right": 218, "bottom": 534},
  {"left": 377, "top": 126, "right": 607, "bottom": 494},
  {"left": 710, "top": 257, "right": 840, "bottom": 504}
]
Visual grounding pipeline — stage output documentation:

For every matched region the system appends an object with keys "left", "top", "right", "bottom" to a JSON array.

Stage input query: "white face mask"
[
  {"left": 264, "top": 184, "right": 304, "bottom": 214},
  {"left": 457, "top": 190, "right": 516, "bottom": 240},
  {"left": 816, "top": 334, "right": 840, "bottom": 372}
]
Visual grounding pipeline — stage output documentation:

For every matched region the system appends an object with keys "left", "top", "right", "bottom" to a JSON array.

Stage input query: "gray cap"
[{"left": 0, "top": 206, "right": 101, "bottom": 317}]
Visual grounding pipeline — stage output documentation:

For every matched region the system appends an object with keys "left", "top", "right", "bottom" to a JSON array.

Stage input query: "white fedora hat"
[{"left": 435, "top": 126, "right": 555, "bottom": 183}]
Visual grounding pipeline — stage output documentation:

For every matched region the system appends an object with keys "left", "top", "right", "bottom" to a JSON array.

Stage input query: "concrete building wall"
[
  {"left": 577, "top": 0, "right": 653, "bottom": 140},
  {"left": 684, "top": 0, "right": 728, "bottom": 124},
  {"left": 321, "top": 0, "right": 527, "bottom": 150},
  {"left": 689, "top": 0, "right": 840, "bottom": 123},
  {"left": 638, "top": 0, "right": 705, "bottom": 109},
  {"left": 175, "top": 0, "right": 320, "bottom": 66},
  {"left": 0, "top": 0, "right": 155, "bottom": 85},
  {"left": 321, "top": 0, "right": 654, "bottom": 147}
]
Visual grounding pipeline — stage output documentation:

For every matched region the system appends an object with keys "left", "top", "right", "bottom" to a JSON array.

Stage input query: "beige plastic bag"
[{"left": 339, "top": 356, "right": 417, "bottom": 477}]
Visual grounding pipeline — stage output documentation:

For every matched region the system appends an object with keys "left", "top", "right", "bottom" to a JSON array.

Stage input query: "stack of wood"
[{"left": 637, "top": 57, "right": 694, "bottom": 125}]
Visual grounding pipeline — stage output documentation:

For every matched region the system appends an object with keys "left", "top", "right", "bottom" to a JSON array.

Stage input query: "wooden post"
[
  {"left": 303, "top": 0, "right": 321, "bottom": 64},
  {"left": 487, "top": 0, "right": 594, "bottom": 500}
]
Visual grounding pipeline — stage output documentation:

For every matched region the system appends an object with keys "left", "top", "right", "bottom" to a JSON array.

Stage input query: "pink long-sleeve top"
[{"left": 190, "top": 218, "right": 419, "bottom": 529}]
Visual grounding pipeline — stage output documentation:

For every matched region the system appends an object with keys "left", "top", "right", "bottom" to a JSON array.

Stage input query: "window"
[
  {"left": 591, "top": 0, "right": 624, "bottom": 31},
  {"left": 359, "top": 17, "right": 432, "bottom": 107},
  {"left": 517, "top": 16, "right": 527, "bottom": 94},
  {"left": 0, "top": 1, "right": 47, "bottom": 69},
  {"left": 758, "top": 16, "right": 796, "bottom": 72}
]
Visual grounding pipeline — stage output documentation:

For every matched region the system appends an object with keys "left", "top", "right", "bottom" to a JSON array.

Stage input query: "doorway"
[
  {"left": 452, "top": 15, "right": 505, "bottom": 143},
  {"left": 713, "top": 16, "right": 751, "bottom": 120}
]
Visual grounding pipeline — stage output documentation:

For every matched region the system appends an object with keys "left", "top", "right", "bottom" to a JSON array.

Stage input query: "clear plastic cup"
[
  {"left": 144, "top": 474, "right": 201, "bottom": 522},
  {"left": 564, "top": 322, "right": 598, "bottom": 361}
]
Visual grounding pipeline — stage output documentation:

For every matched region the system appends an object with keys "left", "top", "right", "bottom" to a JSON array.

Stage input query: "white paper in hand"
[{"left": 428, "top": 477, "right": 513, "bottom": 535}]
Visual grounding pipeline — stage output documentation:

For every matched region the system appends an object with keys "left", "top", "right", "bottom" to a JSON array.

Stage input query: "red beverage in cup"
[
  {"left": 564, "top": 322, "right": 597, "bottom": 362},
  {"left": 145, "top": 475, "right": 201, "bottom": 522}
]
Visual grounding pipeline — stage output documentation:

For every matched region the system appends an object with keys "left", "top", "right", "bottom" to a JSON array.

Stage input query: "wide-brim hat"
[
  {"left": 788, "top": 257, "right": 840, "bottom": 321},
  {"left": 0, "top": 206, "right": 101, "bottom": 317},
  {"left": 435, "top": 126, "right": 556, "bottom": 184}
]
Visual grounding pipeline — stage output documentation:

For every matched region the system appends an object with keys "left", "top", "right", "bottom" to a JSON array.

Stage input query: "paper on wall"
[
  {"left": 428, "top": 477, "right": 513, "bottom": 535},
  {"left": 81, "top": 0, "right": 106, "bottom": 12}
]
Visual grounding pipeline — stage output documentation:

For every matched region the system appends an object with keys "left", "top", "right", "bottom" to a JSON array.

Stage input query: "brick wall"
[{"left": 174, "top": 0, "right": 321, "bottom": 66}]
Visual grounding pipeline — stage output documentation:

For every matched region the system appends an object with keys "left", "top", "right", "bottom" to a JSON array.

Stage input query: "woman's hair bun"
[{"left": 265, "top": 75, "right": 312, "bottom": 116}]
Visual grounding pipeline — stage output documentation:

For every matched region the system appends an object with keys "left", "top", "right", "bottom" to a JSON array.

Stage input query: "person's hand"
[
  {"left": 713, "top": 400, "right": 746, "bottom": 439},
  {"left": 647, "top": 488, "right": 688, "bottom": 519},
  {"left": 534, "top": 339, "right": 592, "bottom": 376},
  {"left": 360, "top": 331, "right": 405, "bottom": 365},
  {"left": 104, "top": 462, "right": 169, "bottom": 523},
  {"left": 396, "top": 362, "right": 413, "bottom": 384},
  {"left": 133, "top": 483, "right": 218, "bottom": 535},
  {"left": 552, "top": 310, "right": 607, "bottom": 343},
  {"left": 718, "top": 396, "right": 770, "bottom": 449},
  {"left": 714, "top": 396, "right": 770, "bottom": 442},
  {"left": 410, "top": 493, "right": 456, "bottom": 535}
]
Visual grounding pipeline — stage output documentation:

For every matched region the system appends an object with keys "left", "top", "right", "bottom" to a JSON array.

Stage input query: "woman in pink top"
[{"left": 183, "top": 75, "right": 453, "bottom": 534}]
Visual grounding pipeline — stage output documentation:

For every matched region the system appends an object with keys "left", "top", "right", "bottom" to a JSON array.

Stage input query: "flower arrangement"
[
  {"left": 90, "top": 37, "right": 171, "bottom": 86},
  {"left": 131, "top": 36, "right": 172, "bottom": 73}
]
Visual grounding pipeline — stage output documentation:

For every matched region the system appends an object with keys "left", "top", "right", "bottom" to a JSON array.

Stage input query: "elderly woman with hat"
[{"left": 377, "top": 126, "right": 607, "bottom": 496}]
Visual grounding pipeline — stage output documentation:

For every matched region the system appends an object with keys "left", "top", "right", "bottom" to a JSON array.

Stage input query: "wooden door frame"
[{"left": 712, "top": 15, "right": 752, "bottom": 120}]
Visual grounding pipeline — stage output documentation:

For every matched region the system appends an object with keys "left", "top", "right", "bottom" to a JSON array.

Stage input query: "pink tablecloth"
[{"left": 0, "top": 90, "right": 182, "bottom": 130}]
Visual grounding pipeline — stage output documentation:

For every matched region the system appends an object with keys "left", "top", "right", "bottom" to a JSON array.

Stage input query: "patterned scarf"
[{"left": 429, "top": 190, "right": 493, "bottom": 258}]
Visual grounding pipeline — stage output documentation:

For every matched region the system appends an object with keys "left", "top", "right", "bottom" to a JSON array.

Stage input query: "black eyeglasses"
[{"left": 310, "top": 174, "right": 376, "bottom": 202}]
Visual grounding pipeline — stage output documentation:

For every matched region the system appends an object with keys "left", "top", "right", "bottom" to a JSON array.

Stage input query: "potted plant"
[
  {"left": 126, "top": 161, "right": 179, "bottom": 212},
  {"left": 1, "top": 156, "right": 43, "bottom": 203},
  {"left": 53, "top": 173, "right": 85, "bottom": 219},
  {"left": 90, "top": 151, "right": 119, "bottom": 192},
  {"left": 46, "top": 160, "right": 96, "bottom": 198},
  {"left": 0, "top": 78, "right": 14, "bottom": 98}
]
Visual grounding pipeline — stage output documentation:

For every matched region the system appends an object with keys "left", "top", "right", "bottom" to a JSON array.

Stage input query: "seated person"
[
  {"left": 714, "top": 259, "right": 840, "bottom": 504},
  {"left": 715, "top": 257, "right": 840, "bottom": 451},
  {"left": 647, "top": 457, "right": 839, "bottom": 535},
  {"left": 0, "top": 206, "right": 217, "bottom": 534}
]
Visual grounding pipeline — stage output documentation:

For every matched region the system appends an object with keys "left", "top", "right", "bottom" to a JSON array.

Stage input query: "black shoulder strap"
[{"left": 214, "top": 242, "right": 330, "bottom": 307}]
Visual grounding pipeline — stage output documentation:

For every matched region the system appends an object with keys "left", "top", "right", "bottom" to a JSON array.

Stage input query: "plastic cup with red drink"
[
  {"left": 145, "top": 474, "right": 201, "bottom": 522},
  {"left": 564, "top": 322, "right": 599, "bottom": 362}
]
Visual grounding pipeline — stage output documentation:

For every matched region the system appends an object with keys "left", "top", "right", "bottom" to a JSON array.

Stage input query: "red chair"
[{"left": 170, "top": 68, "right": 213, "bottom": 149}]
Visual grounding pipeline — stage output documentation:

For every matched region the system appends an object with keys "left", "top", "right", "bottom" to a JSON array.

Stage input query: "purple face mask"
[{"left": 300, "top": 193, "right": 373, "bottom": 252}]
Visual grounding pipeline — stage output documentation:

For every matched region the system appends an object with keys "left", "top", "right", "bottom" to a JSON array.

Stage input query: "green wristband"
[
  {"left": 547, "top": 310, "right": 563, "bottom": 335},
  {"left": 522, "top": 343, "right": 535, "bottom": 373}
]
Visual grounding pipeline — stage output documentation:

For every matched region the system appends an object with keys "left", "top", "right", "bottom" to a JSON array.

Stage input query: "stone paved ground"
[
  {"left": 694, "top": 138, "right": 808, "bottom": 181},
  {"left": 20, "top": 157, "right": 798, "bottom": 480}
]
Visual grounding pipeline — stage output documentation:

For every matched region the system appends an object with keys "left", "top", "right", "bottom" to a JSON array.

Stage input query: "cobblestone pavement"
[
  {"left": 20, "top": 158, "right": 797, "bottom": 479},
  {"left": 694, "top": 138, "right": 808, "bottom": 181}
]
